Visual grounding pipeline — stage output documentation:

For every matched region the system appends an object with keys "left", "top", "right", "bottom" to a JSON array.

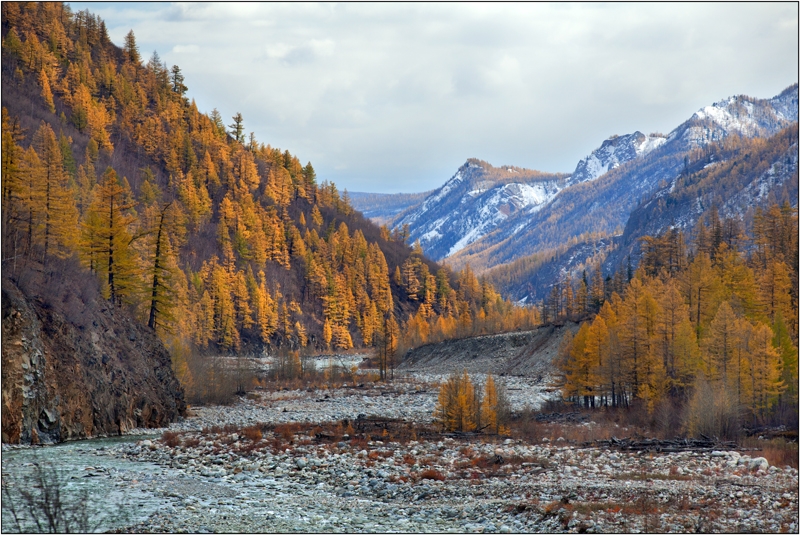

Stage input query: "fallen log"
[{"left": 589, "top": 436, "right": 737, "bottom": 453}]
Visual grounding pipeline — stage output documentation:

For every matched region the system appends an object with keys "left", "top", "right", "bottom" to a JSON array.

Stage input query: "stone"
[{"left": 749, "top": 457, "right": 769, "bottom": 472}]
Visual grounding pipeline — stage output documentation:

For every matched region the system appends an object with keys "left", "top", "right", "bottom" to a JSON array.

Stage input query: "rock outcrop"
[{"left": 2, "top": 278, "right": 185, "bottom": 444}]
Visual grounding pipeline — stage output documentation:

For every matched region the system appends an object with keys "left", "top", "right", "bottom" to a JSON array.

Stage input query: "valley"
[
  {"left": 1, "top": 3, "right": 798, "bottom": 534},
  {"left": 4, "top": 366, "right": 798, "bottom": 533}
]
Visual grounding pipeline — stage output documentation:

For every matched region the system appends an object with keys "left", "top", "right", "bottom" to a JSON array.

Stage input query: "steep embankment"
[
  {"left": 400, "top": 322, "right": 578, "bottom": 378},
  {"left": 2, "top": 277, "right": 186, "bottom": 444}
]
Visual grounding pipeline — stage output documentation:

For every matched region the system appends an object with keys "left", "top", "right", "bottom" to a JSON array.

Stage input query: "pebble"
[{"left": 4, "top": 372, "right": 797, "bottom": 533}]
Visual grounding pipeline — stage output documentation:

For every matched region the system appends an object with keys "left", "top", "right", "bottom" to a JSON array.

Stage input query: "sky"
[{"left": 71, "top": 2, "right": 798, "bottom": 193}]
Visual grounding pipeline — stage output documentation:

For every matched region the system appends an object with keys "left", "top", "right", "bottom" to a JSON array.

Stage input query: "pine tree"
[
  {"left": 32, "top": 122, "right": 79, "bottom": 259},
  {"left": 435, "top": 370, "right": 478, "bottom": 432},
  {"left": 123, "top": 30, "right": 141, "bottom": 65},
  {"left": 147, "top": 201, "right": 184, "bottom": 333}
]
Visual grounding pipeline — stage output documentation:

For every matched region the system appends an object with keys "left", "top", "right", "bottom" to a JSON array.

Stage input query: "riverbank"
[{"left": 3, "top": 375, "right": 798, "bottom": 533}]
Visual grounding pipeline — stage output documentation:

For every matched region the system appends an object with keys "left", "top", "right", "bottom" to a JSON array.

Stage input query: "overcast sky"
[{"left": 71, "top": 2, "right": 798, "bottom": 193}]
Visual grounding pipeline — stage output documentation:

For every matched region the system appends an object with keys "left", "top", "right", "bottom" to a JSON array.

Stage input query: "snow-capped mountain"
[
  {"left": 602, "top": 122, "right": 799, "bottom": 276},
  {"left": 668, "top": 85, "right": 798, "bottom": 149},
  {"left": 493, "top": 121, "right": 798, "bottom": 305},
  {"left": 392, "top": 159, "right": 568, "bottom": 260},
  {"left": 570, "top": 131, "right": 666, "bottom": 184},
  {"left": 394, "top": 131, "right": 665, "bottom": 262},
  {"left": 448, "top": 84, "right": 798, "bottom": 272}
]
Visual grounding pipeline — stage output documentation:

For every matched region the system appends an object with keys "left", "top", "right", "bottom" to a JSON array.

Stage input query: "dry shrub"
[
  {"left": 161, "top": 431, "right": 180, "bottom": 447},
  {"left": 183, "top": 436, "right": 201, "bottom": 448},
  {"left": 350, "top": 436, "right": 369, "bottom": 450},
  {"left": 275, "top": 422, "right": 302, "bottom": 442},
  {"left": 173, "top": 349, "right": 258, "bottom": 406},
  {"left": 683, "top": 377, "right": 742, "bottom": 441},
  {"left": 268, "top": 436, "right": 284, "bottom": 454},
  {"left": 419, "top": 468, "right": 446, "bottom": 481},
  {"left": 242, "top": 425, "right": 263, "bottom": 442}
]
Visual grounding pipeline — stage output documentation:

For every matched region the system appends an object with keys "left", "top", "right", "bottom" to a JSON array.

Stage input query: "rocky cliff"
[{"left": 1, "top": 278, "right": 186, "bottom": 444}]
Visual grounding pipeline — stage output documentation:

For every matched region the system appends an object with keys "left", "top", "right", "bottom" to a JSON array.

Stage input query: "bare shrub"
[
  {"left": 161, "top": 431, "right": 180, "bottom": 447},
  {"left": 683, "top": 377, "right": 742, "bottom": 441},
  {"left": 1, "top": 455, "right": 129, "bottom": 533}
]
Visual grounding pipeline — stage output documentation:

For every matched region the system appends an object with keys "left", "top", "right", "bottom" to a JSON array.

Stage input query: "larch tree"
[
  {"left": 81, "top": 167, "right": 139, "bottom": 305},
  {"left": 32, "top": 122, "right": 79, "bottom": 260}
]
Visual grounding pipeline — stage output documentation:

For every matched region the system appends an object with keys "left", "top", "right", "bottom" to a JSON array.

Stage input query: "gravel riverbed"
[{"left": 3, "top": 375, "right": 798, "bottom": 533}]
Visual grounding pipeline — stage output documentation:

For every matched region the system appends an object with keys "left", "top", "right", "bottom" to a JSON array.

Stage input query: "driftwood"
[
  {"left": 590, "top": 436, "right": 737, "bottom": 453},
  {"left": 533, "top": 412, "right": 590, "bottom": 424},
  {"left": 742, "top": 426, "right": 798, "bottom": 442}
]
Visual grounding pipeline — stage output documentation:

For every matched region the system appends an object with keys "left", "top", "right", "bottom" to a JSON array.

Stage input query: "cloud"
[
  {"left": 171, "top": 44, "right": 199, "bottom": 54},
  {"left": 263, "top": 39, "right": 335, "bottom": 65},
  {"left": 68, "top": 2, "right": 798, "bottom": 193}
]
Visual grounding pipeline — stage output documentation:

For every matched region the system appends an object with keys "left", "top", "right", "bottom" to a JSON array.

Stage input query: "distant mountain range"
[
  {"left": 350, "top": 84, "right": 798, "bottom": 302},
  {"left": 347, "top": 190, "right": 431, "bottom": 226}
]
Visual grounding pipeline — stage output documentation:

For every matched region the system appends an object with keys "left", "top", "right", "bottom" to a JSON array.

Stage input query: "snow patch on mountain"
[
  {"left": 570, "top": 131, "right": 666, "bottom": 184},
  {"left": 448, "top": 225, "right": 488, "bottom": 257}
]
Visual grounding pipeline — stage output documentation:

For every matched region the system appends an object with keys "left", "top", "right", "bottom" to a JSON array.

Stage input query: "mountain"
[
  {"left": 488, "top": 123, "right": 799, "bottom": 304},
  {"left": 391, "top": 85, "right": 797, "bottom": 268},
  {"left": 603, "top": 123, "right": 799, "bottom": 274},
  {"left": 448, "top": 84, "right": 798, "bottom": 273},
  {"left": 391, "top": 159, "right": 569, "bottom": 260},
  {"left": 1, "top": 2, "right": 534, "bottom": 401},
  {"left": 348, "top": 190, "right": 431, "bottom": 226},
  {"left": 386, "top": 132, "right": 666, "bottom": 264},
  {"left": 570, "top": 131, "right": 667, "bottom": 184}
]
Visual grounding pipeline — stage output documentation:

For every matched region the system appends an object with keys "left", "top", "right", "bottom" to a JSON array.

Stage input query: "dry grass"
[
  {"left": 740, "top": 437, "right": 799, "bottom": 469},
  {"left": 161, "top": 431, "right": 180, "bottom": 447}
]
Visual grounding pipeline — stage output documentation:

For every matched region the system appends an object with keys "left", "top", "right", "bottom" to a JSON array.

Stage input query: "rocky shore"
[
  {"left": 113, "top": 378, "right": 797, "bottom": 533},
  {"left": 4, "top": 376, "right": 797, "bottom": 533}
]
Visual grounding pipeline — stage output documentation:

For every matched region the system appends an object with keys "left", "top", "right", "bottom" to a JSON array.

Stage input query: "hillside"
[
  {"left": 0, "top": 0, "right": 537, "bottom": 400},
  {"left": 604, "top": 124, "right": 799, "bottom": 274},
  {"left": 2, "top": 267, "right": 185, "bottom": 443},
  {"left": 488, "top": 124, "right": 799, "bottom": 304},
  {"left": 400, "top": 322, "right": 579, "bottom": 379}
]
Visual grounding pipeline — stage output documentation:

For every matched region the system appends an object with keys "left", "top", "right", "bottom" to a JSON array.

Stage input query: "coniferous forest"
[
  {"left": 555, "top": 206, "right": 798, "bottom": 430},
  {"left": 1, "top": 3, "right": 537, "bottom": 400}
]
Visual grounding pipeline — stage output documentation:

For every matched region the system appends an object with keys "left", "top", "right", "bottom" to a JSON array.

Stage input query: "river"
[{"left": 1, "top": 435, "right": 165, "bottom": 533}]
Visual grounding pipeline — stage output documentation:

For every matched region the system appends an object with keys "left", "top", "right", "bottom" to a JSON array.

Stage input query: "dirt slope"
[{"left": 399, "top": 322, "right": 579, "bottom": 378}]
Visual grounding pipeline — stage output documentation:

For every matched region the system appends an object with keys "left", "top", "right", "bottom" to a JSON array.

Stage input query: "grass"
[{"left": 740, "top": 437, "right": 799, "bottom": 469}]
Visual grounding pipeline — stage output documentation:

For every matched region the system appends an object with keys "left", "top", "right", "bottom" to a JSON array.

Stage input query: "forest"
[
  {"left": 0, "top": 2, "right": 537, "bottom": 400},
  {"left": 552, "top": 204, "right": 798, "bottom": 431},
  {"left": 0, "top": 3, "right": 797, "bottom": 429}
]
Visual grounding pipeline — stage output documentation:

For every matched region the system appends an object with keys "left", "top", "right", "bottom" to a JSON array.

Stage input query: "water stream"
[{"left": 1, "top": 435, "right": 165, "bottom": 533}]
